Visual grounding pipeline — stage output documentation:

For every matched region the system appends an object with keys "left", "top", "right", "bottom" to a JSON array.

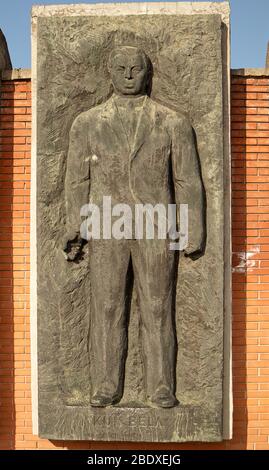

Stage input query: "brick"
[
  {"left": 258, "top": 123, "right": 269, "bottom": 130},
  {"left": 247, "top": 115, "right": 269, "bottom": 122},
  {"left": 232, "top": 122, "right": 257, "bottom": 130},
  {"left": 0, "top": 107, "right": 27, "bottom": 115}
]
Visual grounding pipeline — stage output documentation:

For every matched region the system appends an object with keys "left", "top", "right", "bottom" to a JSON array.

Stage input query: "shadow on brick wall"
[
  {"left": 230, "top": 74, "right": 248, "bottom": 449},
  {"left": 0, "top": 79, "right": 15, "bottom": 449}
]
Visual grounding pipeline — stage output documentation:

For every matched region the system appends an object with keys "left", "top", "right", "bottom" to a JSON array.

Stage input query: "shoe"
[
  {"left": 149, "top": 387, "right": 178, "bottom": 408},
  {"left": 90, "top": 392, "right": 119, "bottom": 407}
]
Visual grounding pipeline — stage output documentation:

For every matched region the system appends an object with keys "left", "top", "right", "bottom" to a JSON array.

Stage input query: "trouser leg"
[
  {"left": 131, "top": 238, "right": 177, "bottom": 403},
  {"left": 89, "top": 239, "right": 130, "bottom": 400}
]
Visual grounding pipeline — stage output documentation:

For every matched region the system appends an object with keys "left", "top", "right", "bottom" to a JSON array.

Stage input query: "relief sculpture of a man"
[{"left": 63, "top": 45, "right": 205, "bottom": 408}]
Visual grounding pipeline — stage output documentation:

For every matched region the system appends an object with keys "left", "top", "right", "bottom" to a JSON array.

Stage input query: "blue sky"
[{"left": 0, "top": 0, "right": 268, "bottom": 69}]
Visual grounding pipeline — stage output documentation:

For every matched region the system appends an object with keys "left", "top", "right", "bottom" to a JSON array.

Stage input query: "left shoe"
[{"left": 149, "top": 386, "right": 178, "bottom": 408}]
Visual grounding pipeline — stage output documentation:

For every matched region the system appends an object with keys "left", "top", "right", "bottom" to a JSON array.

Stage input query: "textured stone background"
[{"left": 36, "top": 13, "right": 225, "bottom": 441}]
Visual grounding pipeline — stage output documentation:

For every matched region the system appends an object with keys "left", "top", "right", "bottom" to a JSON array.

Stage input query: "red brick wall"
[{"left": 0, "top": 75, "right": 269, "bottom": 450}]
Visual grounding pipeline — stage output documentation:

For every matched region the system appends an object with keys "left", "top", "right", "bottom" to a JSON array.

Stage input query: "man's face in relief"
[{"left": 109, "top": 49, "right": 148, "bottom": 97}]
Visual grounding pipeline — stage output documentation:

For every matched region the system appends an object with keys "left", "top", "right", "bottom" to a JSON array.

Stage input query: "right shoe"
[{"left": 90, "top": 391, "right": 120, "bottom": 407}]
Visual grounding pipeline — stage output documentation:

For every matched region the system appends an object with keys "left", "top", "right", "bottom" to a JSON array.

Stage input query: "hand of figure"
[{"left": 63, "top": 232, "right": 85, "bottom": 262}]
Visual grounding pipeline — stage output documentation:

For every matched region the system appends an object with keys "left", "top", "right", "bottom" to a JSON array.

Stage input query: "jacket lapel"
[
  {"left": 130, "top": 97, "right": 156, "bottom": 161},
  {"left": 99, "top": 96, "right": 130, "bottom": 154},
  {"left": 99, "top": 95, "right": 156, "bottom": 160}
]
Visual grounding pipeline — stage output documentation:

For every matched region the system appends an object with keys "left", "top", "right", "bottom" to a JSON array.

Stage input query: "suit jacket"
[{"left": 65, "top": 95, "right": 205, "bottom": 250}]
